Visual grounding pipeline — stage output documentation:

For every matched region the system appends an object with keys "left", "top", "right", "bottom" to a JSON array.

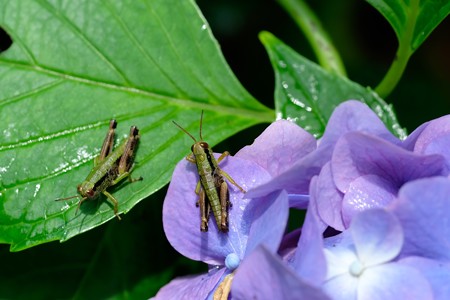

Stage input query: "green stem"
[
  {"left": 277, "top": 0, "right": 347, "bottom": 77},
  {"left": 375, "top": 0, "right": 419, "bottom": 98},
  {"left": 374, "top": 43, "right": 411, "bottom": 99}
]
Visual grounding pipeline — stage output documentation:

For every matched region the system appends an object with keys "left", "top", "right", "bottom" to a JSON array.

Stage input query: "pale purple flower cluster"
[{"left": 155, "top": 101, "right": 450, "bottom": 299}]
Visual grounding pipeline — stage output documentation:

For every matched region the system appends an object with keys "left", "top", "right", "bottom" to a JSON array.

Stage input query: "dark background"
[{"left": 0, "top": 0, "right": 449, "bottom": 298}]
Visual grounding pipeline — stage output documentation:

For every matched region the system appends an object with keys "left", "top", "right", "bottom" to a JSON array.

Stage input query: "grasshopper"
[
  {"left": 56, "top": 120, "right": 142, "bottom": 220},
  {"left": 173, "top": 111, "right": 245, "bottom": 232}
]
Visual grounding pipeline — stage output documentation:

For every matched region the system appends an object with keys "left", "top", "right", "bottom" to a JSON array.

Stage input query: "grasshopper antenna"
[
  {"left": 172, "top": 120, "right": 197, "bottom": 142},
  {"left": 55, "top": 195, "right": 79, "bottom": 201},
  {"left": 199, "top": 110, "right": 204, "bottom": 140}
]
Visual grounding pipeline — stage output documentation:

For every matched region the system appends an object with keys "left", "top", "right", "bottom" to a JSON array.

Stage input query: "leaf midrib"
[{"left": 0, "top": 59, "right": 274, "bottom": 119}]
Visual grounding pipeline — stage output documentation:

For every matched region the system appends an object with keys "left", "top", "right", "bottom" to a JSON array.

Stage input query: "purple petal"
[
  {"left": 389, "top": 177, "right": 450, "bottom": 261},
  {"left": 332, "top": 132, "right": 446, "bottom": 193},
  {"left": 412, "top": 115, "right": 450, "bottom": 154},
  {"left": 278, "top": 228, "right": 301, "bottom": 259},
  {"left": 315, "top": 163, "right": 346, "bottom": 231},
  {"left": 232, "top": 246, "right": 330, "bottom": 300},
  {"left": 358, "top": 263, "right": 433, "bottom": 300},
  {"left": 289, "top": 194, "right": 310, "bottom": 209},
  {"left": 163, "top": 155, "right": 271, "bottom": 265},
  {"left": 294, "top": 179, "right": 327, "bottom": 285},
  {"left": 322, "top": 273, "right": 358, "bottom": 300},
  {"left": 245, "top": 150, "right": 323, "bottom": 198},
  {"left": 351, "top": 209, "right": 403, "bottom": 266},
  {"left": 411, "top": 115, "right": 450, "bottom": 170},
  {"left": 153, "top": 268, "right": 226, "bottom": 300},
  {"left": 341, "top": 175, "right": 397, "bottom": 227},
  {"left": 236, "top": 119, "right": 316, "bottom": 177},
  {"left": 401, "top": 256, "right": 450, "bottom": 300},
  {"left": 244, "top": 190, "right": 290, "bottom": 257},
  {"left": 319, "top": 100, "right": 400, "bottom": 151},
  {"left": 323, "top": 231, "right": 358, "bottom": 279},
  {"left": 402, "top": 121, "right": 430, "bottom": 151}
]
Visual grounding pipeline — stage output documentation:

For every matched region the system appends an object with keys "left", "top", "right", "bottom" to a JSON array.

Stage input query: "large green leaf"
[
  {"left": 366, "top": 0, "right": 450, "bottom": 52},
  {"left": 0, "top": 0, "right": 273, "bottom": 251},
  {"left": 260, "top": 31, "right": 406, "bottom": 138},
  {"left": 0, "top": 193, "right": 198, "bottom": 298}
]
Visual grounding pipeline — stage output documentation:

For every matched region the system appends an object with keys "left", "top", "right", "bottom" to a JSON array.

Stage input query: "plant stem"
[{"left": 277, "top": 0, "right": 347, "bottom": 77}]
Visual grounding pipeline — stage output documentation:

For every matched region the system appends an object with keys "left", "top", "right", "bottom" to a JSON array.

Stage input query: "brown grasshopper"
[
  {"left": 173, "top": 112, "right": 245, "bottom": 232},
  {"left": 56, "top": 120, "right": 142, "bottom": 220}
]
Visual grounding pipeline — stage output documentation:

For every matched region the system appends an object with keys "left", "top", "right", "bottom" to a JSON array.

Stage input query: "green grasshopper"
[
  {"left": 173, "top": 112, "right": 245, "bottom": 232},
  {"left": 56, "top": 120, "right": 142, "bottom": 220}
]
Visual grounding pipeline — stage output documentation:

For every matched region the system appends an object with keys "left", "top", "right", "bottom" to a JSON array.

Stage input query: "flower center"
[
  {"left": 225, "top": 253, "right": 240, "bottom": 271},
  {"left": 349, "top": 259, "right": 365, "bottom": 277}
]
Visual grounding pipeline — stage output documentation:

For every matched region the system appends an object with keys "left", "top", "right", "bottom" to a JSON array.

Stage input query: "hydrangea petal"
[
  {"left": 244, "top": 190, "right": 289, "bottom": 257},
  {"left": 341, "top": 175, "right": 397, "bottom": 227},
  {"left": 401, "top": 256, "right": 450, "bottom": 300},
  {"left": 153, "top": 268, "right": 226, "bottom": 300},
  {"left": 389, "top": 177, "right": 450, "bottom": 260},
  {"left": 332, "top": 132, "right": 446, "bottom": 193},
  {"left": 322, "top": 273, "right": 358, "bottom": 300},
  {"left": 232, "top": 246, "right": 330, "bottom": 300},
  {"left": 402, "top": 121, "right": 429, "bottom": 151},
  {"left": 294, "top": 179, "right": 327, "bottom": 285},
  {"left": 319, "top": 100, "right": 399, "bottom": 150},
  {"left": 289, "top": 194, "right": 310, "bottom": 209},
  {"left": 245, "top": 151, "right": 322, "bottom": 198},
  {"left": 315, "top": 163, "right": 345, "bottom": 231},
  {"left": 236, "top": 119, "right": 316, "bottom": 177},
  {"left": 323, "top": 236, "right": 358, "bottom": 281},
  {"left": 358, "top": 263, "right": 433, "bottom": 300},
  {"left": 351, "top": 209, "right": 403, "bottom": 266},
  {"left": 163, "top": 155, "right": 271, "bottom": 264},
  {"left": 412, "top": 115, "right": 450, "bottom": 155}
]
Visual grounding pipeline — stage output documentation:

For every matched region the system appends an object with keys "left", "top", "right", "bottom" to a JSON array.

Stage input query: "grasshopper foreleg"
[
  {"left": 186, "top": 153, "right": 196, "bottom": 163},
  {"left": 216, "top": 151, "right": 246, "bottom": 194}
]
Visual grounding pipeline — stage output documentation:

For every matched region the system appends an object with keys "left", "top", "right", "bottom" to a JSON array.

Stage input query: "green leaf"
[
  {"left": 260, "top": 31, "right": 406, "bottom": 139},
  {"left": 0, "top": 0, "right": 273, "bottom": 251},
  {"left": 0, "top": 194, "right": 196, "bottom": 298},
  {"left": 366, "top": 0, "right": 450, "bottom": 51},
  {"left": 366, "top": 0, "right": 450, "bottom": 97}
]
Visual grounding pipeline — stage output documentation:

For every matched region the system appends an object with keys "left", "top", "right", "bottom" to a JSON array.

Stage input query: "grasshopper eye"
[
  {"left": 190, "top": 145, "right": 194, "bottom": 152},
  {"left": 87, "top": 189, "right": 95, "bottom": 198},
  {"left": 200, "top": 142, "right": 209, "bottom": 149}
]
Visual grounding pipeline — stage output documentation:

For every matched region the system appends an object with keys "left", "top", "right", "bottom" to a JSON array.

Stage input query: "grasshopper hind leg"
[
  {"left": 219, "top": 181, "right": 230, "bottom": 232},
  {"left": 95, "top": 119, "right": 117, "bottom": 166},
  {"left": 103, "top": 190, "right": 122, "bottom": 220},
  {"left": 195, "top": 181, "right": 210, "bottom": 232}
]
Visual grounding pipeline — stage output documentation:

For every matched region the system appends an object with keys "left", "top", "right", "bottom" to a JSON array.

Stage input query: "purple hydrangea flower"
[
  {"left": 293, "top": 176, "right": 450, "bottom": 299},
  {"left": 313, "top": 107, "right": 450, "bottom": 230},
  {"left": 246, "top": 100, "right": 399, "bottom": 204},
  {"left": 228, "top": 176, "right": 450, "bottom": 300},
  {"left": 321, "top": 208, "right": 433, "bottom": 299},
  {"left": 315, "top": 132, "right": 447, "bottom": 230},
  {"left": 157, "top": 153, "right": 289, "bottom": 299}
]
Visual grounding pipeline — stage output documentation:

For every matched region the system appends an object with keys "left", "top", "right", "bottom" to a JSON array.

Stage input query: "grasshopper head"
[
  {"left": 191, "top": 141, "right": 209, "bottom": 153},
  {"left": 77, "top": 182, "right": 96, "bottom": 199}
]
